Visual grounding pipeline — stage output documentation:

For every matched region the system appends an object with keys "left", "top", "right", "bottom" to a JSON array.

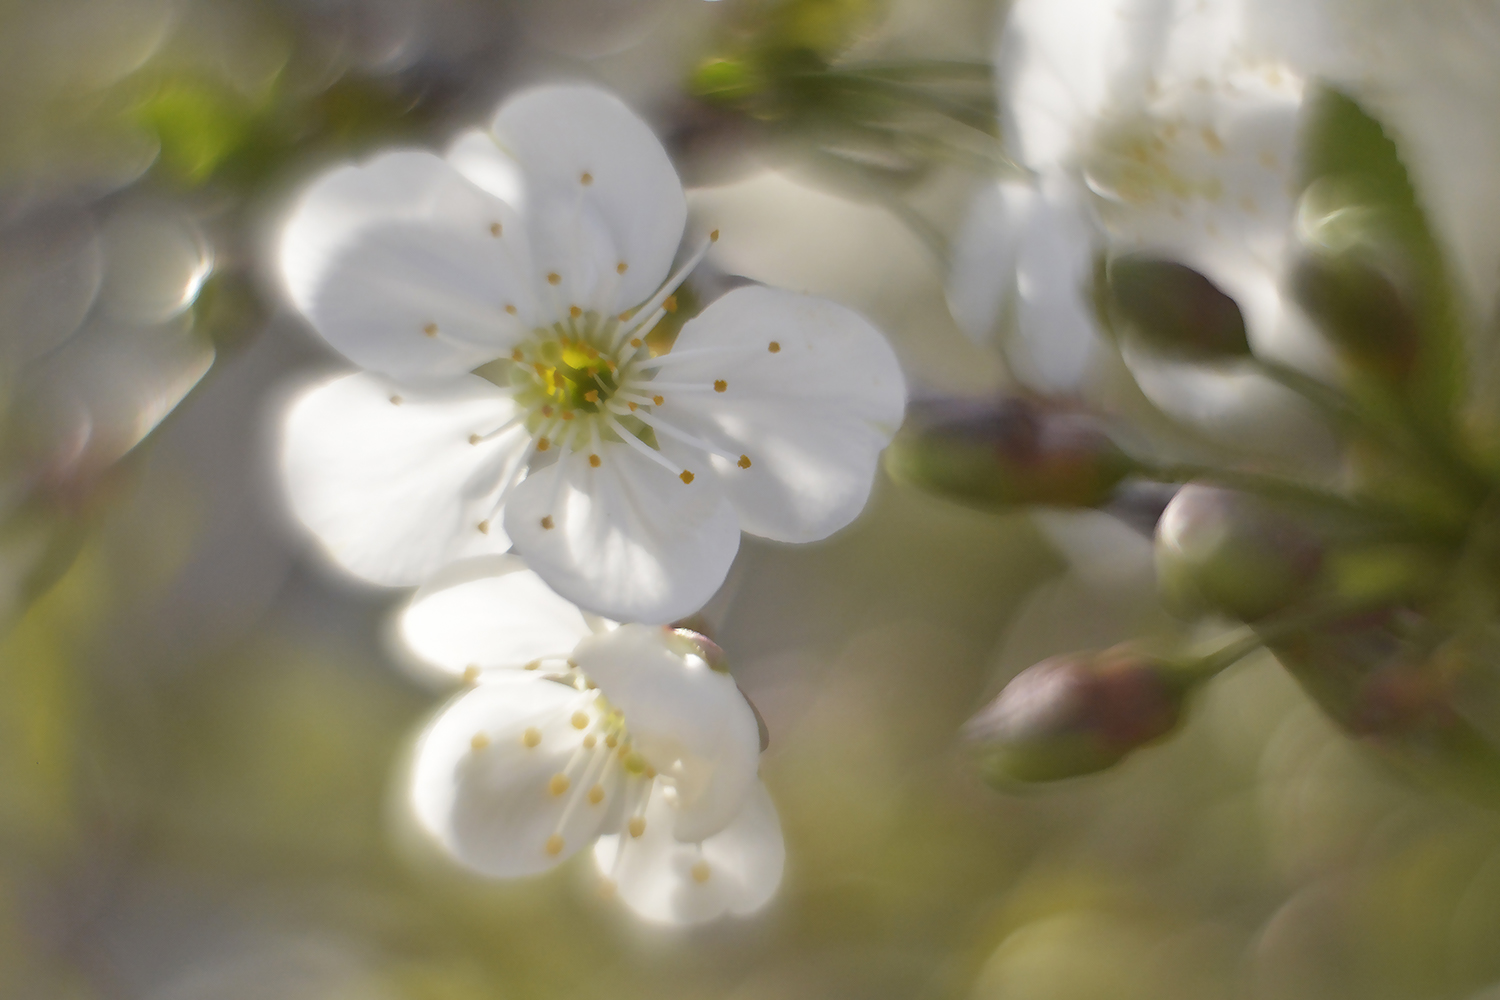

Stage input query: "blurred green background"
[{"left": 6, "top": 1, "right": 1500, "bottom": 998}]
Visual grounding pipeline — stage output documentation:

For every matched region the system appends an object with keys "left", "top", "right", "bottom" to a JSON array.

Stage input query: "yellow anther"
[
  {"left": 619, "top": 311, "right": 631, "bottom": 321},
  {"left": 549, "top": 773, "right": 571, "bottom": 796},
  {"left": 525, "top": 660, "right": 541, "bottom": 671},
  {"left": 570, "top": 305, "right": 582, "bottom": 318},
  {"left": 547, "top": 272, "right": 562, "bottom": 285},
  {"left": 588, "top": 784, "right": 605, "bottom": 805},
  {"left": 389, "top": 395, "right": 403, "bottom": 405},
  {"left": 462, "top": 665, "right": 480, "bottom": 684},
  {"left": 523, "top": 727, "right": 542, "bottom": 748},
  {"left": 545, "top": 833, "right": 564, "bottom": 856},
  {"left": 537, "top": 436, "right": 551, "bottom": 451},
  {"left": 624, "top": 751, "right": 648, "bottom": 774},
  {"left": 663, "top": 295, "right": 677, "bottom": 313},
  {"left": 768, "top": 341, "right": 781, "bottom": 353},
  {"left": 714, "top": 379, "right": 727, "bottom": 392},
  {"left": 643, "top": 765, "right": 656, "bottom": 780},
  {"left": 588, "top": 454, "right": 601, "bottom": 468},
  {"left": 478, "top": 520, "right": 491, "bottom": 534},
  {"left": 652, "top": 394, "right": 664, "bottom": 406},
  {"left": 541, "top": 515, "right": 555, "bottom": 530},
  {"left": 627, "top": 402, "right": 637, "bottom": 411},
  {"left": 680, "top": 470, "right": 695, "bottom": 484},
  {"left": 628, "top": 817, "right": 646, "bottom": 838},
  {"left": 737, "top": 454, "right": 752, "bottom": 469},
  {"left": 541, "top": 404, "right": 554, "bottom": 417},
  {"left": 423, "top": 322, "right": 438, "bottom": 337},
  {"left": 470, "top": 732, "right": 490, "bottom": 750},
  {"left": 584, "top": 390, "right": 599, "bottom": 403},
  {"left": 490, "top": 222, "right": 502, "bottom": 237},
  {"left": 580, "top": 171, "right": 594, "bottom": 185},
  {"left": 505, "top": 304, "right": 518, "bottom": 315},
  {"left": 511, "top": 348, "right": 524, "bottom": 361},
  {"left": 605, "top": 733, "right": 618, "bottom": 748},
  {"left": 571, "top": 711, "right": 589, "bottom": 730},
  {"left": 630, "top": 337, "right": 643, "bottom": 348},
  {"left": 690, "top": 860, "right": 712, "bottom": 883},
  {"left": 710, "top": 229, "right": 720, "bottom": 242},
  {"left": 617, "top": 261, "right": 628, "bottom": 274},
  {"left": 469, "top": 433, "right": 482, "bottom": 445},
  {"left": 561, "top": 411, "right": 574, "bottom": 421},
  {"left": 583, "top": 733, "right": 597, "bottom": 749}
]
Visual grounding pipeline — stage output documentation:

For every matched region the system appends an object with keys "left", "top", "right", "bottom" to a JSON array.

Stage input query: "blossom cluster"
[{"left": 276, "top": 84, "right": 905, "bottom": 923}]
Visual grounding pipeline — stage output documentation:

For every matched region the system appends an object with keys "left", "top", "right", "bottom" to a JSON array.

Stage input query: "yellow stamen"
[
  {"left": 768, "top": 341, "right": 780, "bottom": 353},
  {"left": 617, "top": 262, "right": 628, "bottom": 274},
  {"left": 588, "top": 454, "right": 601, "bottom": 468},
  {"left": 490, "top": 222, "right": 502, "bottom": 237},
  {"left": 628, "top": 817, "right": 646, "bottom": 838},
  {"left": 541, "top": 516, "right": 555, "bottom": 530},
  {"left": 423, "top": 322, "right": 438, "bottom": 337},
  {"left": 547, "top": 272, "right": 561, "bottom": 285},
  {"left": 549, "top": 773, "right": 570, "bottom": 796},
  {"left": 738, "top": 454, "right": 752, "bottom": 469},
  {"left": 470, "top": 732, "right": 490, "bottom": 751},
  {"left": 690, "top": 860, "right": 712, "bottom": 883},
  {"left": 571, "top": 711, "right": 589, "bottom": 730},
  {"left": 523, "top": 727, "right": 542, "bottom": 748},
  {"left": 580, "top": 171, "right": 594, "bottom": 185},
  {"left": 588, "top": 785, "right": 605, "bottom": 805},
  {"left": 545, "top": 834, "right": 564, "bottom": 855},
  {"left": 714, "top": 379, "right": 727, "bottom": 392},
  {"left": 680, "top": 470, "right": 695, "bottom": 484}
]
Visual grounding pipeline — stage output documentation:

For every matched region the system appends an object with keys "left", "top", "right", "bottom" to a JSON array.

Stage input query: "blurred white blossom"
[
  {"left": 279, "top": 83, "right": 905, "bottom": 623},
  {"left": 401, "top": 564, "right": 782, "bottom": 925},
  {"left": 949, "top": 0, "right": 1333, "bottom": 454}
]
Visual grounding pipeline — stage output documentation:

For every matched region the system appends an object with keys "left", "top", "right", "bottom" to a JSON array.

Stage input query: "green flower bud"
[
  {"left": 884, "top": 398, "right": 1136, "bottom": 509},
  {"left": 965, "top": 646, "right": 1184, "bottom": 784},
  {"left": 1103, "top": 253, "right": 1250, "bottom": 361},
  {"left": 1155, "top": 484, "right": 1323, "bottom": 622},
  {"left": 1291, "top": 182, "right": 1420, "bottom": 381}
]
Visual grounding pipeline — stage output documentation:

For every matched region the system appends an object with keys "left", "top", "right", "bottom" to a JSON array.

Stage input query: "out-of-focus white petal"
[
  {"left": 571, "top": 624, "right": 761, "bottom": 842},
  {"left": 1000, "top": 0, "right": 1165, "bottom": 169},
  {"left": 0, "top": 204, "right": 101, "bottom": 366},
  {"left": 96, "top": 205, "right": 211, "bottom": 325},
  {"left": 593, "top": 780, "right": 784, "bottom": 925},
  {"left": 490, "top": 85, "right": 686, "bottom": 315},
  {"left": 279, "top": 150, "right": 532, "bottom": 380},
  {"left": 400, "top": 554, "right": 600, "bottom": 675},
  {"left": 502, "top": 444, "right": 740, "bottom": 624},
  {"left": 654, "top": 286, "right": 906, "bottom": 543},
  {"left": 280, "top": 372, "right": 525, "bottom": 587},
  {"left": 410, "top": 674, "right": 614, "bottom": 877},
  {"left": 1009, "top": 184, "right": 1103, "bottom": 392},
  {"left": 22, "top": 312, "right": 213, "bottom": 476},
  {"left": 948, "top": 181, "right": 1027, "bottom": 348}
]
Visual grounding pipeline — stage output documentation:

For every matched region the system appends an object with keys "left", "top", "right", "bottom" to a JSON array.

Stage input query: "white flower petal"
[
  {"left": 502, "top": 443, "right": 740, "bottom": 624},
  {"left": 1009, "top": 184, "right": 1104, "bottom": 392},
  {"left": 571, "top": 624, "right": 761, "bottom": 842},
  {"left": 280, "top": 372, "right": 525, "bottom": 586},
  {"left": 947, "top": 181, "right": 1027, "bottom": 348},
  {"left": 1001, "top": 0, "right": 1162, "bottom": 169},
  {"left": 446, "top": 129, "right": 525, "bottom": 205},
  {"left": 490, "top": 85, "right": 686, "bottom": 315},
  {"left": 593, "top": 781, "right": 784, "bottom": 925},
  {"left": 410, "top": 674, "right": 615, "bottom": 877},
  {"left": 279, "top": 150, "right": 533, "bottom": 380},
  {"left": 400, "top": 554, "right": 600, "bottom": 675},
  {"left": 653, "top": 286, "right": 906, "bottom": 543}
]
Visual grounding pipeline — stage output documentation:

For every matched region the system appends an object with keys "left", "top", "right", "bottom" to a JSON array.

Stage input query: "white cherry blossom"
[
  {"left": 401, "top": 565, "right": 784, "bottom": 925},
  {"left": 278, "top": 83, "right": 906, "bottom": 624},
  {"left": 949, "top": 0, "right": 1336, "bottom": 456}
]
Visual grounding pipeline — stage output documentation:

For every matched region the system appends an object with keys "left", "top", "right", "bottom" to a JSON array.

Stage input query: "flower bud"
[
  {"left": 964, "top": 646, "right": 1183, "bottom": 784},
  {"left": 1291, "top": 182, "right": 1420, "bottom": 381},
  {"left": 1155, "top": 484, "right": 1324, "bottom": 622},
  {"left": 884, "top": 397, "right": 1136, "bottom": 509},
  {"left": 1103, "top": 254, "right": 1251, "bottom": 361}
]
